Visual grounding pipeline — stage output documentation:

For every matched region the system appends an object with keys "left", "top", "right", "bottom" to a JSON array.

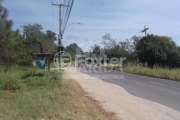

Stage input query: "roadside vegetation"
[
  {"left": 0, "top": 66, "right": 115, "bottom": 120},
  {"left": 90, "top": 32, "right": 180, "bottom": 81},
  {"left": 103, "top": 64, "right": 180, "bottom": 81},
  {"left": 124, "top": 66, "right": 180, "bottom": 81}
]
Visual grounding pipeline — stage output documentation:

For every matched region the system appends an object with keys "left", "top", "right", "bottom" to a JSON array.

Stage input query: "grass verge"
[
  {"left": 124, "top": 66, "right": 180, "bottom": 81},
  {"left": 0, "top": 66, "right": 115, "bottom": 120}
]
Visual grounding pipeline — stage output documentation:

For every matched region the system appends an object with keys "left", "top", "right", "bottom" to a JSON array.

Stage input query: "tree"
[
  {"left": 65, "top": 43, "right": 82, "bottom": 61},
  {"left": 44, "top": 30, "right": 57, "bottom": 53},
  {"left": 91, "top": 44, "right": 101, "bottom": 57},
  {"left": 0, "top": 0, "right": 8, "bottom": 20},
  {"left": 136, "top": 34, "right": 180, "bottom": 68},
  {"left": 0, "top": 1, "right": 33, "bottom": 68},
  {"left": 102, "top": 34, "right": 132, "bottom": 60},
  {"left": 102, "top": 34, "right": 121, "bottom": 59},
  {"left": 130, "top": 35, "right": 141, "bottom": 51},
  {"left": 23, "top": 24, "right": 44, "bottom": 53},
  {"left": 46, "top": 30, "right": 56, "bottom": 41},
  {"left": 23, "top": 24, "right": 57, "bottom": 54}
]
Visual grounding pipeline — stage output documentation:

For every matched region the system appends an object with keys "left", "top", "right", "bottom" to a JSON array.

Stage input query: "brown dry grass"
[{"left": 71, "top": 80, "right": 118, "bottom": 120}]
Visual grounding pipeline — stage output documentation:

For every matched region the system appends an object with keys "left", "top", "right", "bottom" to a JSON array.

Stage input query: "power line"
[
  {"left": 62, "top": 0, "right": 66, "bottom": 23},
  {"left": 63, "top": 28, "right": 140, "bottom": 33},
  {"left": 62, "top": 0, "right": 74, "bottom": 34},
  {"left": 62, "top": 2, "right": 69, "bottom": 33}
]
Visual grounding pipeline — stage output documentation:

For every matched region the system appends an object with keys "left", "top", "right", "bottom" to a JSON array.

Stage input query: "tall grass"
[
  {"left": 124, "top": 66, "right": 180, "bottom": 81},
  {"left": 0, "top": 66, "right": 114, "bottom": 120}
]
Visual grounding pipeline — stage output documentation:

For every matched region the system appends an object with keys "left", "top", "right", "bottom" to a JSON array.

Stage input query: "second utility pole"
[
  {"left": 140, "top": 26, "right": 149, "bottom": 36},
  {"left": 52, "top": 2, "right": 69, "bottom": 69}
]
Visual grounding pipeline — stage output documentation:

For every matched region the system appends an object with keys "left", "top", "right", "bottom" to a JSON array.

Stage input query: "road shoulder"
[{"left": 65, "top": 67, "right": 180, "bottom": 120}]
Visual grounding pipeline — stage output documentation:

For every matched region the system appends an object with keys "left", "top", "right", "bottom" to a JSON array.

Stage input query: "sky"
[{"left": 2, "top": 0, "right": 180, "bottom": 52}]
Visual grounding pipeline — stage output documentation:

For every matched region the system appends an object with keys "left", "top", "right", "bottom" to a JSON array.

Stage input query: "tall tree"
[
  {"left": 136, "top": 34, "right": 180, "bottom": 68},
  {"left": 0, "top": 0, "right": 15, "bottom": 67},
  {"left": 23, "top": 24, "right": 57, "bottom": 53},
  {"left": 0, "top": 0, "right": 32, "bottom": 67}
]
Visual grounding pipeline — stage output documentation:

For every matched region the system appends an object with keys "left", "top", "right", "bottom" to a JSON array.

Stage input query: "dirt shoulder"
[{"left": 65, "top": 67, "right": 180, "bottom": 120}]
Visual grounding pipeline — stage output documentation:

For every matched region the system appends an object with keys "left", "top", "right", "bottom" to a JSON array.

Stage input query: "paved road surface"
[{"left": 77, "top": 64, "right": 180, "bottom": 112}]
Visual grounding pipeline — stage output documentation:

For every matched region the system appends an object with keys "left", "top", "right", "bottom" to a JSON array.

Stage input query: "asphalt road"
[{"left": 77, "top": 64, "right": 180, "bottom": 112}]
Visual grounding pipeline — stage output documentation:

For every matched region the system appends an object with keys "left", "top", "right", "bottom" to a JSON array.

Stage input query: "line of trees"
[{"left": 91, "top": 34, "right": 180, "bottom": 69}]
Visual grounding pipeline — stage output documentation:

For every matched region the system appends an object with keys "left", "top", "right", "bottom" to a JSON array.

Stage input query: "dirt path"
[{"left": 65, "top": 67, "right": 180, "bottom": 120}]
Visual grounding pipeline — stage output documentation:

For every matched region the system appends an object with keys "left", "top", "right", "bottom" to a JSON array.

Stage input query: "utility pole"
[
  {"left": 52, "top": 2, "right": 69, "bottom": 69},
  {"left": 140, "top": 26, "right": 149, "bottom": 36}
]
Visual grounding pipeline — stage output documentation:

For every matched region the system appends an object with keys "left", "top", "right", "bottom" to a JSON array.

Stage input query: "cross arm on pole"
[
  {"left": 51, "top": 2, "right": 60, "bottom": 6},
  {"left": 52, "top": 2, "right": 69, "bottom": 7},
  {"left": 139, "top": 26, "right": 150, "bottom": 36}
]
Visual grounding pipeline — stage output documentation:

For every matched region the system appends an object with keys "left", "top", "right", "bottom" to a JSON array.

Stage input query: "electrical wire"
[
  {"left": 62, "top": 0, "right": 66, "bottom": 24},
  {"left": 62, "top": 0, "right": 69, "bottom": 32},
  {"left": 62, "top": 0, "right": 74, "bottom": 34}
]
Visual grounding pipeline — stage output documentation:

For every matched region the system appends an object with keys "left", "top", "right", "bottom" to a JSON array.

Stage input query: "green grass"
[
  {"left": 50, "top": 63, "right": 57, "bottom": 68},
  {"left": 124, "top": 66, "right": 180, "bottom": 81},
  {"left": 0, "top": 66, "right": 115, "bottom": 120}
]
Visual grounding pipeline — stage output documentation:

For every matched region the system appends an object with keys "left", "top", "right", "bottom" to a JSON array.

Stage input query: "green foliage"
[
  {"left": 91, "top": 44, "right": 102, "bottom": 58},
  {"left": 136, "top": 35, "right": 180, "bottom": 68},
  {"left": 0, "top": 1, "right": 32, "bottom": 67},
  {"left": 23, "top": 24, "right": 57, "bottom": 54},
  {"left": 102, "top": 34, "right": 138, "bottom": 63},
  {"left": 65, "top": 43, "right": 81, "bottom": 61},
  {"left": 46, "top": 30, "right": 56, "bottom": 41},
  {"left": 101, "top": 34, "right": 180, "bottom": 69},
  {"left": 0, "top": 1, "right": 57, "bottom": 68}
]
